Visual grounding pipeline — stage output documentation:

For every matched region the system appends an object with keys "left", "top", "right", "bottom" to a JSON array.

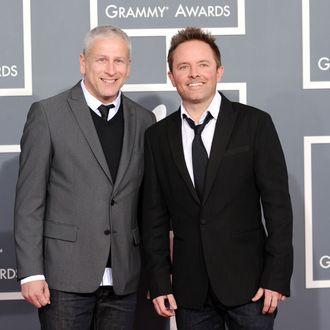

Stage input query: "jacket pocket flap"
[
  {"left": 44, "top": 221, "right": 77, "bottom": 242},
  {"left": 224, "top": 145, "right": 249, "bottom": 157},
  {"left": 132, "top": 227, "right": 140, "bottom": 246}
]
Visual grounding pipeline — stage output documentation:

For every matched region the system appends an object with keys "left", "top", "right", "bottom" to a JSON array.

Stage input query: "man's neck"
[{"left": 183, "top": 102, "right": 211, "bottom": 124}]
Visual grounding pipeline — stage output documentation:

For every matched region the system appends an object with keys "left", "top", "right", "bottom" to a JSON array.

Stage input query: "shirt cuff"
[{"left": 20, "top": 275, "right": 45, "bottom": 285}]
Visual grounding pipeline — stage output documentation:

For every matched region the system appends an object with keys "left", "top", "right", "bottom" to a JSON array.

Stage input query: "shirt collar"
[
  {"left": 80, "top": 79, "right": 121, "bottom": 111},
  {"left": 180, "top": 91, "right": 221, "bottom": 124}
]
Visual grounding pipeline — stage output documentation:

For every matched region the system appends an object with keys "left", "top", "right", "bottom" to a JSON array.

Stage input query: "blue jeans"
[
  {"left": 38, "top": 287, "right": 137, "bottom": 330},
  {"left": 176, "top": 290, "right": 275, "bottom": 330}
]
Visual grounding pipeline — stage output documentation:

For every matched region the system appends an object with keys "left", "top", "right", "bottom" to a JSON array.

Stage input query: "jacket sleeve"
[
  {"left": 254, "top": 113, "right": 293, "bottom": 296},
  {"left": 14, "top": 101, "right": 52, "bottom": 279},
  {"left": 142, "top": 128, "right": 173, "bottom": 299}
]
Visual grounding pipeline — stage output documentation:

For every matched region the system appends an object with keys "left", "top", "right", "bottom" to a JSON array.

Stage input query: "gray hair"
[{"left": 83, "top": 25, "right": 131, "bottom": 59}]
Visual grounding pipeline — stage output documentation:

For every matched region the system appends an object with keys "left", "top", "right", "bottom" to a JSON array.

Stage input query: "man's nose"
[
  {"left": 105, "top": 61, "right": 115, "bottom": 74},
  {"left": 189, "top": 66, "right": 200, "bottom": 78}
]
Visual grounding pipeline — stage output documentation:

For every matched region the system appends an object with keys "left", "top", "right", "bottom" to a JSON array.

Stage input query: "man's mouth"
[
  {"left": 101, "top": 78, "right": 116, "bottom": 84},
  {"left": 187, "top": 82, "right": 204, "bottom": 87}
]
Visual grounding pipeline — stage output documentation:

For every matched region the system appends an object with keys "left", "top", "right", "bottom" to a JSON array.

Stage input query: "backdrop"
[{"left": 1, "top": 1, "right": 330, "bottom": 329}]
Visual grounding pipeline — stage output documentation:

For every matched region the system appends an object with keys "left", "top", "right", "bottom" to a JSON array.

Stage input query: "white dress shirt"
[
  {"left": 181, "top": 91, "right": 221, "bottom": 186},
  {"left": 81, "top": 79, "right": 121, "bottom": 120}
]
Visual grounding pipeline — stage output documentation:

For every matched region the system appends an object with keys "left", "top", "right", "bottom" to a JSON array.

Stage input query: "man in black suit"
[{"left": 142, "top": 27, "right": 293, "bottom": 329}]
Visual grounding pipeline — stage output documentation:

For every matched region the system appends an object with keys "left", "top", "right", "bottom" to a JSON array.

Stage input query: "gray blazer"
[{"left": 14, "top": 82, "right": 155, "bottom": 295}]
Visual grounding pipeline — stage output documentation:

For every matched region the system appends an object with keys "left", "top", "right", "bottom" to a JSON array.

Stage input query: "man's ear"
[
  {"left": 216, "top": 66, "right": 224, "bottom": 82},
  {"left": 79, "top": 53, "right": 86, "bottom": 75},
  {"left": 168, "top": 71, "right": 176, "bottom": 87}
]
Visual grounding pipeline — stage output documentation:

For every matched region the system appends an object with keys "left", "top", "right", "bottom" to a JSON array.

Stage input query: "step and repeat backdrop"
[{"left": 1, "top": 0, "right": 330, "bottom": 329}]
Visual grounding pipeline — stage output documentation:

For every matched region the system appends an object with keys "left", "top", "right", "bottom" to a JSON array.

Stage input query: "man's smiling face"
[
  {"left": 168, "top": 40, "right": 223, "bottom": 109},
  {"left": 80, "top": 36, "right": 131, "bottom": 103}
]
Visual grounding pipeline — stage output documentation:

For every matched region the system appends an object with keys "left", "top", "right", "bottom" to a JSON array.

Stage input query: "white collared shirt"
[
  {"left": 80, "top": 80, "right": 121, "bottom": 121},
  {"left": 181, "top": 92, "right": 221, "bottom": 186}
]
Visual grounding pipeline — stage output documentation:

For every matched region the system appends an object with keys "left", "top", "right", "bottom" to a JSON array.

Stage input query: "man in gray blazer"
[{"left": 14, "top": 25, "right": 155, "bottom": 329}]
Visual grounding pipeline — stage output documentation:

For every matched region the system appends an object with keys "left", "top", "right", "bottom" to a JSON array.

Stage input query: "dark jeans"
[
  {"left": 176, "top": 290, "right": 275, "bottom": 330},
  {"left": 38, "top": 287, "right": 137, "bottom": 330}
]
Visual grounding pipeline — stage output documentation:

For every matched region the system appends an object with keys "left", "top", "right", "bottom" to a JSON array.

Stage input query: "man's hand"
[
  {"left": 252, "top": 288, "right": 286, "bottom": 314},
  {"left": 152, "top": 294, "right": 177, "bottom": 317},
  {"left": 21, "top": 280, "right": 50, "bottom": 308}
]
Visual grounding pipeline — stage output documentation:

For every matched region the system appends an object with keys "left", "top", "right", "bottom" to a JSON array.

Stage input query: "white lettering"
[
  {"left": 105, "top": 5, "right": 116, "bottom": 19},
  {"left": 118, "top": 6, "right": 125, "bottom": 18},
  {"left": 186, "top": 5, "right": 199, "bottom": 17},
  {"left": 158, "top": 6, "right": 167, "bottom": 17},
  {"left": 320, "top": 255, "right": 330, "bottom": 269},
  {"left": 175, "top": 5, "right": 231, "bottom": 18},
  {"left": 135, "top": 7, "right": 147, "bottom": 18},
  {"left": 0, "top": 65, "right": 18, "bottom": 77},
  {"left": 199, "top": 6, "right": 207, "bottom": 17},
  {"left": 208, "top": 6, "right": 215, "bottom": 16},
  {"left": 126, "top": 7, "right": 135, "bottom": 18},
  {"left": 318, "top": 57, "right": 330, "bottom": 71},
  {"left": 105, "top": 5, "right": 168, "bottom": 19},
  {"left": 105, "top": 4, "right": 230, "bottom": 19},
  {"left": 175, "top": 4, "right": 186, "bottom": 17},
  {"left": 146, "top": 7, "right": 158, "bottom": 18},
  {"left": 11, "top": 65, "right": 18, "bottom": 77},
  {"left": 0, "top": 268, "right": 17, "bottom": 280},
  {"left": 223, "top": 5, "right": 230, "bottom": 17}
]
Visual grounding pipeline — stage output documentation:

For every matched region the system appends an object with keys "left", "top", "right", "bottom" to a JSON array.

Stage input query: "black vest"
[
  {"left": 90, "top": 103, "right": 124, "bottom": 182},
  {"left": 90, "top": 103, "right": 124, "bottom": 268}
]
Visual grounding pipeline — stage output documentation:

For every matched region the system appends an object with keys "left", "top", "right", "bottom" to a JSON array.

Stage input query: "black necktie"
[
  {"left": 98, "top": 104, "right": 115, "bottom": 120},
  {"left": 184, "top": 112, "right": 213, "bottom": 199}
]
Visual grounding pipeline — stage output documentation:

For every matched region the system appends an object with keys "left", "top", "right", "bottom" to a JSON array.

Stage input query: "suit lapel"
[
  {"left": 113, "top": 95, "right": 136, "bottom": 194},
  {"left": 168, "top": 110, "right": 200, "bottom": 204},
  {"left": 68, "top": 83, "right": 113, "bottom": 184},
  {"left": 203, "top": 93, "right": 237, "bottom": 204}
]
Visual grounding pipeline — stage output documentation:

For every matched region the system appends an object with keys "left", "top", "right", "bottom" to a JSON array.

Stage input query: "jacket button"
[
  {"left": 104, "top": 229, "right": 111, "bottom": 235},
  {"left": 111, "top": 199, "right": 115, "bottom": 206},
  {"left": 200, "top": 219, "right": 207, "bottom": 225}
]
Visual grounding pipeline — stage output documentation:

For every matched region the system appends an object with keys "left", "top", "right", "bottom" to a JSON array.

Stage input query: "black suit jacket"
[{"left": 142, "top": 92, "right": 293, "bottom": 309}]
